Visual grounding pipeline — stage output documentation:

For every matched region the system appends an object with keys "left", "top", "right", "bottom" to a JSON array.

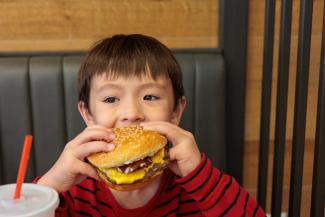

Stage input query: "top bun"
[{"left": 87, "top": 125, "right": 167, "bottom": 168}]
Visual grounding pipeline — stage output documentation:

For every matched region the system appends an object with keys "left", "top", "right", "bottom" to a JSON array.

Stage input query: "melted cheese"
[{"left": 100, "top": 148, "right": 165, "bottom": 184}]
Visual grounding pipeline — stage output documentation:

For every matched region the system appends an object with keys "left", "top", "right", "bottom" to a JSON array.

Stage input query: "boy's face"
[{"left": 79, "top": 74, "right": 186, "bottom": 128}]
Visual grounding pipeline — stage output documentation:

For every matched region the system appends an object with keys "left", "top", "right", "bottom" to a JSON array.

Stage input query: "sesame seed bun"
[
  {"left": 87, "top": 125, "right": 167, "bottom": 168},
  {"left": 86, "top": 125, "right": 169, "bottom": 191}
]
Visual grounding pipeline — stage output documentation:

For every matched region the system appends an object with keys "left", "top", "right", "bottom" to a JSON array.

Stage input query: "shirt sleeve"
[{"left": 175, "top": 154, "right": 266, "bottom": 217}]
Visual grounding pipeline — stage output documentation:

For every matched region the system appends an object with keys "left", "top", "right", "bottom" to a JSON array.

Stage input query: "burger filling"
[
  {"left": 117, "top": 157, "right": 153, "bottom": 174},
  {"left": 99, "top": 147, "right": 168, "bottom": 184}
]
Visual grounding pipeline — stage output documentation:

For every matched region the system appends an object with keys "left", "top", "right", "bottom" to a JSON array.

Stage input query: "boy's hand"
[
  {"left": 37, "top": 125, "right": 115, "bottom": 192},
  {"left": 141, "top": 121, "right": 201, "bottom": 177}
]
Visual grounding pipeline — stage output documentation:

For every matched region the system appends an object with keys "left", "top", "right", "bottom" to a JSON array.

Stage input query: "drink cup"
[{"left": 0, "top": 183, "right": 59, "bottom": 217}]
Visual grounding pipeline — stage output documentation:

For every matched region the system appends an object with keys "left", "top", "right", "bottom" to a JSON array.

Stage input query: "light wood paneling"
[
  {"left": 244, "top": 140, "right": 315, "bottom": 217},
  {"left": 1, "top": 1, "right": 323, "bottom": 215},
  {"left": 244, "top": 0, "right": 323, "bottom": 216},
  {"left": 245, "top": 0, "right": 323, "bottom": 141},
  {"left": 0, "top": 0, "right": 218, "bottom": 51}
]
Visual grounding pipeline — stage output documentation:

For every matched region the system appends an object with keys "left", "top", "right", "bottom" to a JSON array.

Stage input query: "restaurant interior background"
[{"left": 0, "top": 0, "right": 324, "bottom": 216}]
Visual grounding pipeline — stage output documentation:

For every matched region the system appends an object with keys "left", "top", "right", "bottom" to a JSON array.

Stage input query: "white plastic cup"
[{"left": 0, "top": 183, "right": 59, "bottom": 217}]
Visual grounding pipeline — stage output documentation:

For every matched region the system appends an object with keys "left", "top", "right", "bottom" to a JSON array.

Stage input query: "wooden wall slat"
[
  {"left": 246, "top": 0, "right": 323, "bottom": 142},
  {"left": 245, "top": 0, "right": 324, "bottom": 215},
  {"left": 0, "top": 0, "right": 218, "bottom": 51},
  {"left": 0, "top": 1, "right": 323, "bottom": 216}
]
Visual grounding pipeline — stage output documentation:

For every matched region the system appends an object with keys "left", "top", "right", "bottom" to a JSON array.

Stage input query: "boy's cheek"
[
  {"left": 90, "top": 105, "right": 174, "bottom": 126},
  {"left": 91, "top": 112, "right": 116, "bottom": 128},
  {"left": 146, "top": 110, "right": 174, "bottom": 122}
]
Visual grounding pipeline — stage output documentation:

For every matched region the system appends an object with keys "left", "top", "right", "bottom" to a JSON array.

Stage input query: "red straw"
[{"left": 13, "top": 135, "right": 33, "bottom": 199}]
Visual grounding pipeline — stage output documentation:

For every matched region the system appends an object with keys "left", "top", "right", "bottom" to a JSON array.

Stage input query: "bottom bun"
[{"left": 98, "top": 170, "right": 163, "bottom": 191}]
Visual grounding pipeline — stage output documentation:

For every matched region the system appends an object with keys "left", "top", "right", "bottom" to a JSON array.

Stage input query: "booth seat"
[{"left": 0, "top": 50, "right": 226, "bottom": 184}]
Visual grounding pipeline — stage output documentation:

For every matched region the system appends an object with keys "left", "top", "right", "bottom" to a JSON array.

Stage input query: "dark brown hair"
[{"left": 78, "top": 34, "right": 184, "bottom": 110}]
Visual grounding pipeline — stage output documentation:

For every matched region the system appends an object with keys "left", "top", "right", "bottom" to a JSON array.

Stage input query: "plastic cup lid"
[{"left": 0, "top": 183, "right": 59, "bottom": 217}]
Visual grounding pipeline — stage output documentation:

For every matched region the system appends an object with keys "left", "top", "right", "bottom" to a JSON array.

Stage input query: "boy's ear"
[
  {"left": 171, "top": 96, "right": 186, "bottom": 125},
  {"left": 78, "top": 101, "right": 95, "bottom": 126}
]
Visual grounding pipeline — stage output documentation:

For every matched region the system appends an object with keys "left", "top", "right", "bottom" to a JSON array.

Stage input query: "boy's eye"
[
  {"left": 143, "top": 95, "right": 159, "bottom": 101},
  {"left": 103, "top": 97, "right": 119, "bottom": 103}
]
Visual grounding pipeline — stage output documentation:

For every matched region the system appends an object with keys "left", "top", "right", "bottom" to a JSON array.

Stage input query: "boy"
[{"left": 37, "top": 34, "right": 265, "bottom": 216}]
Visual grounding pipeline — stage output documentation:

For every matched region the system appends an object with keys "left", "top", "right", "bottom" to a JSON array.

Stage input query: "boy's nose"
[{"left": 121, "top": 101, "right": 145, "bottom": 124}]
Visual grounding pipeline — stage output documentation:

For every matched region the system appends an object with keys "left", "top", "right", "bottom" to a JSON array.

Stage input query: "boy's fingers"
[
  {"left": 77, "top": 162, "right": 100, "bottom": 180},
  {"left": 75, "top": 141, "right": 115, "bottom": 159},
  {"left": 73, "top": 127, "right": 115, "bottom": 146},
  {"left": 141, "top": 122, "right": 185, "bottom": 144}
]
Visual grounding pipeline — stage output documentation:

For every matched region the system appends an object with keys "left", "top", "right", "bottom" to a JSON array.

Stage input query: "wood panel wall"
[
  {"left": 0, "top": 0, "right": 218, "bottom": 51},
  {"left": 1, "top": 0, "right": 323, "bottom": 216},
  {"left": 245, "top": 0, "right": 324, "bottom": 216}
]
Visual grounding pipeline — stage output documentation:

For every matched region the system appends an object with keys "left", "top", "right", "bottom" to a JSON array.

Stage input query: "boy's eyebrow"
[
  {"left": 97, "top": 82, "right": 167, "bottom": 92},
  {"left": 97, "top": 84, "right": 121, "bottom": 91},
  {"left": 140, "top": 83, "right": 167, "bottom": 89}
]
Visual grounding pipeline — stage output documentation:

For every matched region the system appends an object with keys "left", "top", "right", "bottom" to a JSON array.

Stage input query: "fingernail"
[
  {"left": 109, "top": 133, "right": 116, "bottom": 140},
  {"left": 140, "top": 123, "right": 149, "bottom": 129},
  {"left": 106, "top": 144, "right": 115, "bottom": 151}
]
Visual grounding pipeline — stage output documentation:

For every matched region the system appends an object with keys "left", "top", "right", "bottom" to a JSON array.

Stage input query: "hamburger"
[{"left": 86, "top": 125, "right": 169, "bottom": 191}]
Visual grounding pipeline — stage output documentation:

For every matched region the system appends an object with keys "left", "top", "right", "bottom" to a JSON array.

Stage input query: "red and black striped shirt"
[{"left": 53, "top": 154, "right": 265, "bottom": 217}]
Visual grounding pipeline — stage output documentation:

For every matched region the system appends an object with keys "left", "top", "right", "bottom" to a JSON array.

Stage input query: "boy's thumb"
[{"left": 81, "top": 163, "right": 100, "bottom": 181}]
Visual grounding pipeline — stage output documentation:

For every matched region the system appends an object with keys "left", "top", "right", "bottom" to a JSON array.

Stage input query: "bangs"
[
  {"left": 78, "top": 34, "right": 184, "bottom": 109},
  {"left": 91, "top": 34, "right": 172, "bottom": 80},
  {"left": 101, "top": 52, "right": 170, "bottom": 81}
]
